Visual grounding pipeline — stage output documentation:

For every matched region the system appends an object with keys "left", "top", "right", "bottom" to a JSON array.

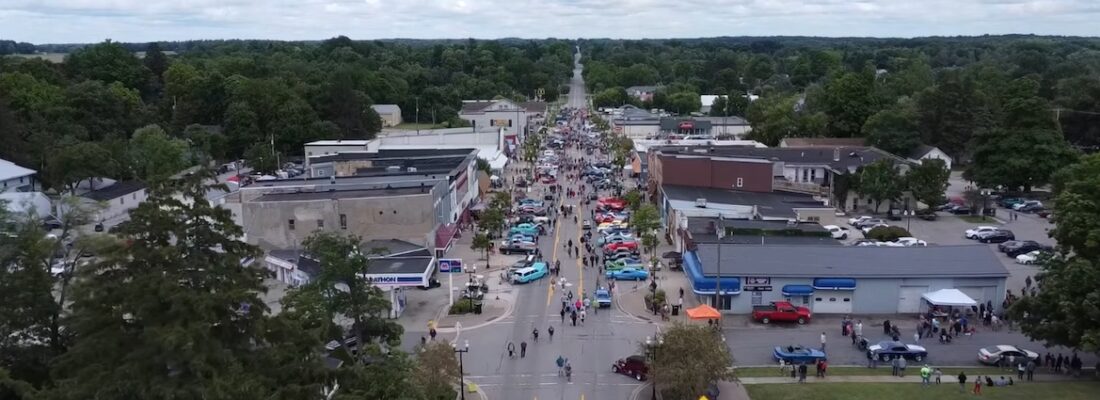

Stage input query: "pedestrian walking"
[
  {"left": 883, "top": 319, "right": 892, "bottom": 335},
  {"left": 934, "top": 368, "right": 943, "bottom": 384},
  {"left": 520, "top": 341, "right": 527, "bottom": 358},
  {"left": 920, "top": 365, "right": 931, "bottom": 386},
  {"left": 820, "top": 332, "right": 826, "bottom": 351},
  {"left": 973, "top": 375, "right": 982, "bottom": 395},
  {"left": 429, "top": 327, "right": 437, "bottom": 340},
  {"left": 958, "top": 371, "right": 968, "bottom": 392},
  {"left": 797, "top": 363, "right": 807, "bottom": 383},
  {"left": 507, "top": 342, "right": 515, "bottom": 358},
  {"left": 570, "top": 310, "right": 578, "bottom": 326},
  {"left": 898, "top": 357, "right": 907, "bottom": 377},
  {"left": 891, "top": 357, "right": 900, "bottom": 376},
  {"left": 560, "top": 307, "right": 566, "bottom": 323}
]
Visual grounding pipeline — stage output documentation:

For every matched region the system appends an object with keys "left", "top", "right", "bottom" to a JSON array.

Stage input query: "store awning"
[
  {"left": 686, "top": 304, "right": 722, "bottom": 320},
  {"left": 813, "top": 278, "right": 856, "bottom": 290},
  {"left": 922, "top": 288, "right": 977, "bottom": 307},
  {"left": 781, "top": 284, "right": 814, "bottom": 296}
]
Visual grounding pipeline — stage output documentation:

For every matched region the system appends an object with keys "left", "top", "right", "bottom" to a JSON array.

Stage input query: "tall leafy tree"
[
  {"left": 856, "top": 159, "right": 903, "bottom": 213},
  {"left": 915, "top": 71, "right": 990, "bottom": 159},
  {"left": 143, "top": 42, "right": 170, "bottom": 83},
  {"left": 820, "top": 69, "right": 878, "bottom": 138},
  {"left": 49, "top": 173, "right": 314, "bottom": 399},
  {"left": 862, "top": 101, "right": 920, "bottom": 157},
  {"left": 647, "top": 323, "right": 735, "bottom": 400},
  {"left": 906, "top": 159, "right": 951, "bottom": 210},
  {"left": 128, "top": 124, "right": 189, "bottom": 183},
  {"left": 64, "top": 40, "right": 150, "bottom": 91},
  {"left": 1009, "top": 154, "right": 1100, "bottom": 351},
  {"left": 965, "top": 127, "right": 1077, "bottom": 192},
  {"left": 413, "top": 341, "right": 460, "bottom": 400}
]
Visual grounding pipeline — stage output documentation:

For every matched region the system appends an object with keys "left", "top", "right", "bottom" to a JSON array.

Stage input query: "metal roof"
[
  {"left": 663, "top": 185, "right": 829, "bottom": 219},
  {"left": 80, "top": 181, "right": 147, "bottom": 201},
  {"left": 0, "top": 159, "right": 35, "bottom": 181},
  {"left": 370, "top": 104, "right": 401, "bottom": 114},
  {"left": 693, "top": 244, "right": 1009, "bottom": 278}
]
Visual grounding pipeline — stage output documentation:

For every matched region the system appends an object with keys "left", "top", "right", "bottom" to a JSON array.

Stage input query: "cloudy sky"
[{"left": 1, "top": 0, "right": 1098, "bottom": 43}]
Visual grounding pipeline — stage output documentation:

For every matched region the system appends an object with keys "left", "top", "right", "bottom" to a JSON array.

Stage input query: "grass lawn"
[
  {"left": 745, "top": 381, "right": 1100, "bottom": 400},
  {"left": 958, "top": 215, "right": 997, "bottom": 223},
  {"left": 735, "top": 366, "right": 1012, "bottom": 378}
]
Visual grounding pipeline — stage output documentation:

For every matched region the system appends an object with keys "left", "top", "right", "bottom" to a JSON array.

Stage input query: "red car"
[
  {"left": 751, "top": 301, "right": 812, "bottom": 324},
  {"left": 598, "top": 197, "right": 626, "bottom": 209},
  {"left": 603, "top": 241, "right": 638, "bottom": 253},
  {"left": 613, "top": 355, "right": 649, "bottom": 381},
  {"left": 594, "top": 214, "right": 623, "bottom": 223}
]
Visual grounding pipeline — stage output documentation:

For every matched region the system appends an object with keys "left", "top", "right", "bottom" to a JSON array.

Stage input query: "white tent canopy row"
[{"left": 922, "top": 288, "right": 977, "bottom": 307}]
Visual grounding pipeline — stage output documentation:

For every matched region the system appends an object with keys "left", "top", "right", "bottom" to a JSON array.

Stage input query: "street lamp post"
[
  {"left": 454, "top": 340, "right": 470, "bottom": 400},
  {"left": 646, "top": 335, "right": 664, "bottom": 399}
]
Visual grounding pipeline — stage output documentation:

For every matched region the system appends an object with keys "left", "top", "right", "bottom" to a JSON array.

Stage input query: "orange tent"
[{"left": 685, "top": 304, "right": 721, "bottom": 320}]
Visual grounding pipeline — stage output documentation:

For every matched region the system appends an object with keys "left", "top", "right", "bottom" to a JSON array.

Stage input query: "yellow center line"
[{"left": 546, "top": 194, "right": 565, "bottom": 308}]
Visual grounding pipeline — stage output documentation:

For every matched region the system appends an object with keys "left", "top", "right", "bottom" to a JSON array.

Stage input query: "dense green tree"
[
  {"left": 49, "top": 174, "right": 316, "bottom": 399},
  {"left": 745, "top": 94, "right": 827, "bottom": 146},
  {"left": 592, "top": 87, "right": 630, "bottom": 108},
  {"left": 915, "top": 72, "right": 990, "bottom": 159},
  {"left": 820, "top": 70, "right": 878, "bottom": 137},
  {"left": 47, "top": 141, "right": 119, "bottom": 192},
  {"left": 856, "top": 159, "right": 903, "bottom": 213},
  {"left": 64, "top": 40, "right": 150, "bottom": 91},
  {"left": 647, "top": 323, "right": 735, "bottom": 400},
  {"left": 143, "top": 42, "right": 170, "bottom": 83},
  {"left": 1009, "top": 154, "right": 1100, "bottom": 351},
  {"left": 413, "top": 342, "right": 460, "bottom": 400},
  {"left": 906, "top": 159, "right": 951, "bottom": 209},
  {"left": 966, "top": 127, "right": 1077, "bottom": 192},
  {"left": 128, "top": 124, "right": 189, "bottom": 183},
  {"left": 862, "top": 101, "right": 920, "bottom": 156},
  {"left": 244, "top": 141, "right": 280, "bottom": 174},
  {"left": 64, "top": 80, "right": 145, "bottom": 141},
  {"left": 0, "top": 72, "right": 65, "bottom": 117},
  {"left": 666, "top": 91, "right": 701, "bottom": 114}
]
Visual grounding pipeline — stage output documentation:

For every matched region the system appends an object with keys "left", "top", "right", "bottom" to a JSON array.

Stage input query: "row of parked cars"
[{"left": 591, "top": 197, "right": 651, "bottom": 282}]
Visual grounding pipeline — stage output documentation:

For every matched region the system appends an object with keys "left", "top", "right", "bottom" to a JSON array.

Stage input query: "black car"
[
  {"left": 948, "top": 205, "right": 972, "bottom": 215},
  {"left": 1007, "top": 242, "right": 1052, "bottom": 258},
  {"left": 997, "top": 240, "right": 1023, "bottom": 253},
  {"left": 978, "top": 229, "right": 1015, "bottom": 243}
]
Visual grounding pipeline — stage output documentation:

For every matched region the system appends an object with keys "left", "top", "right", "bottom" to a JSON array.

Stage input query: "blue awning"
[
  {"left": 781, "top": 284, "right": 814, "bottom": 296},
  {"left": 813, "top": 278, "right": 856, "bottom": 290},
  {"left": 683, "top": 251, "right": 742, "bottom": 295}
]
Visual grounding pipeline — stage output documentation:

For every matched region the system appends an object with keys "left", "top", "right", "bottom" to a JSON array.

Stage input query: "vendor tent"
[
  {"left": 921, "top": 288, "right": 977, "bottom": 307},
  {"left": 685, "top": 304, "right": 722, "bottom": 320}
]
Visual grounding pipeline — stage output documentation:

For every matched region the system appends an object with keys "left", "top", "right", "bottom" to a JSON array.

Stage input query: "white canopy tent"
[{"left": 922, "top": 288, "right": 977, "bottom": 307}]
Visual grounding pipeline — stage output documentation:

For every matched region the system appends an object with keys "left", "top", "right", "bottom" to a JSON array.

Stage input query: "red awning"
[{"left": 435, "top": 223, "right": 459, "bottom": 250}]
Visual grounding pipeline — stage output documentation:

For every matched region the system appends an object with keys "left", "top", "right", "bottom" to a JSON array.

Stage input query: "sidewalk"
[{"left": 616, "top": 242, "right": 702, "bottom": 324}]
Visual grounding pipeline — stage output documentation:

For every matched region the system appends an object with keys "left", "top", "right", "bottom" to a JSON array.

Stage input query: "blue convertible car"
[
  {"left": 606, "top": 267, "right": 649, "bottom": 281},
  {"left": 773, "top": 345, "right": 827, "bottom": 363}
]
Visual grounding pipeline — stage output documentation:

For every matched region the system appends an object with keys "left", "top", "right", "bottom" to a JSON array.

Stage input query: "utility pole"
[
  {"left": 416, "top": 97, "right": 420, "bottom": 135},
  {"left": 714, "top": 216, "right": 725, "bottom": 310}
]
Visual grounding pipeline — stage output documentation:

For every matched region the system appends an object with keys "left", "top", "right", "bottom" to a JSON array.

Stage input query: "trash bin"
[
  {"left": 474, "top": 301, "right": 484, "bottom": 315},
  {"left": 671, "top": 305, "right": 680, "bottom": 316}
]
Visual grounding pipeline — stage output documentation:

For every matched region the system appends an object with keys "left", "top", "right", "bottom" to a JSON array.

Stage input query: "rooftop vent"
[
  {"left": 695, "top": 198, "right": 707, "bottom": 208},
  {"left": 385, "top": 165, "right": 401, "bottom": 172},
  {"left": 407, "top": 167, "right": 418, "bottom": 172}
]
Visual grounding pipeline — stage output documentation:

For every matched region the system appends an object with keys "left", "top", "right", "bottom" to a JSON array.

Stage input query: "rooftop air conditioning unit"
[
  {"left": 385, "top": 165, "right": 400, "bottom": 172},
  {"left": 695, "top": 198, "right": 707, "bottom": 208},
  {"left": 407, "top": 167, "right": 418, "bottom": 172}
]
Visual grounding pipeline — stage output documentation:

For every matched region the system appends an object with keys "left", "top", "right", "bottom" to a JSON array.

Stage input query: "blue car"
[
  {"left": 773, "top": 345, "right": 827, "bottom": 364},
  {"left": 510, "top": 223, "right": 540, "bottom": 237},
  {"left": 606, "top": 267, "right": 648, "bottom": 281},
  {"left": 595, "top": 288, "right": 612, "bottom": 308},
  {"left": 512, "top": 262, "right": 549, "bottom": 284}
]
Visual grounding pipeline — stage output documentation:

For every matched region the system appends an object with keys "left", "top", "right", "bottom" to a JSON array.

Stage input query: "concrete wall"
[
  {"left": 794, "top": 208, "right": 837, "bottom": 225},
  {"left": 655, "top": 155, "right": 773, "bottom": 193},
  {"left": 721, "top": 277, "right": 1005, "bottom": 314},
  {"left": 242, "top": 193, "right": 436, "bottom": 250}
]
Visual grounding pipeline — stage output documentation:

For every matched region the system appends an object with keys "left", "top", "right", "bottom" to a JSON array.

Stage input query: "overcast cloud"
[{"left": 1, "top": 0, "right": 1098, "bottom": 43}]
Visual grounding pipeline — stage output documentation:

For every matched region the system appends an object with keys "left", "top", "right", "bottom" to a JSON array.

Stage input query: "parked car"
[
  {"left": 512, "top": 262, "right": 549, "bottom": 284},
  {"left": 866, "top": 341, "right": 928, "bottom": 362},
  {"left": 595, "top": 288, "right": 612, "bottom": 308},
  {"left": 848, "top": 215, "right": 873, "bottom": 226},
  {"left": 978, "top": 229, "right": 1015, "bottom": 243},
  {"left": 773, "top": 345, "right": 827, "bottom": 364},
  {"left": 916, "top": 209, "right": 938, "bottom": 221},
  {"left": 612, "top": 355, "right": 649, "bottom": 381},
  {"left": 893, "top": 237, "right": 928, "bottom": 247},
  {"left": 509, "top": 223, "right": 541, "bottom": 237},
  {"left": 823, "top": 225, "right": 849, "bottom": 240},
  {"left": 947, "top": 205, "right": 973, "bottom": 215},
  {"left": 999, "top": 198, "right": 1026, "bottom": 208},
  {"left": 861, "top": 223, "right": 890, "bottom": 234},
  {"left": 606, "top": 267, "right": 649, "bottom": 281},
  {"left": 607, "top": 250, "right": 637, "bottom": 261},
  {"left": 1001, "top": 240, "right": 1051, "bottom": 257},
  {"left": 1017, "top": 203, "right": 1045, "bottom": 213},
  {"left": 977, "top": 345, "right": 1040, "bottom": 366},
  {"left": 598, "top": 232, "right": 636, "bottom": 245},
  {"left": 965, "top": 226, "right": 1000, "bottom": 239},
  {"left": 854, "top": 218, "right": 887, "bottom": 229},
  {"left": 751, "top": 301, "right": 812, "bottom": 324},
  {"left": 603, "top": 241, "right": 639, "bottom": 253},
  {"left": 1015, "top": 250, "right": 1050, "bottom": 265},
  {"left": 605, "top": 258, "right": 643, "bottom": 271}
]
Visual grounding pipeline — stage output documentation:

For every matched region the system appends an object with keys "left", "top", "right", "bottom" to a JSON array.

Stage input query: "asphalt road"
[{"left": 460, "top": 51, "right": 658, "bottom": 400}]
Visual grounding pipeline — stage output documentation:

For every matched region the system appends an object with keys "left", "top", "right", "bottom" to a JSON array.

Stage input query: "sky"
[{"left": 1, "top": 0, "right": 1098, "bottom": 44}]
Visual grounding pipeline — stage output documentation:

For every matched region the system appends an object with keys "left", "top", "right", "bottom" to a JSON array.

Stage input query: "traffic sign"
[{"left": 438, "top": 258, "right": 463, "bottom": 273}]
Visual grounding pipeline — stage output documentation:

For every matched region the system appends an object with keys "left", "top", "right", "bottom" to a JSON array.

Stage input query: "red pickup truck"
[{"left": 751, "top": 301, "right": 812, "bottom": 324}]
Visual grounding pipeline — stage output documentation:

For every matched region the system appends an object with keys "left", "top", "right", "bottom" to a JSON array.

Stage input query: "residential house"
[
  {"left": 458, "top": 99, "right": 546, "bottom": 143},
  {"left": 371, "top": 104, "right": 403, "bottom": 126},
  {"left": 908, "top": 144, "right": 954, "bottom": 170},
  {"left": 0, "top": 158, "right": 36, "bottom": 193},
  {"left": 77, "top": 179, "right": 149, "bottom": 224}
]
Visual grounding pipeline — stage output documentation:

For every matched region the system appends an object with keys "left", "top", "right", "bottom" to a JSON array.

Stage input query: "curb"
[{"left": 437, "top": 292, "right": 517, "bottom": 334}]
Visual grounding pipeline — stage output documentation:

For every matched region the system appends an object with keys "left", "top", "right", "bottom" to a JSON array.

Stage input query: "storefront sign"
[
  {"left": 438, "top": 258, "right": 463, "bottom": 273},
  {"left": 490, "top": 119, "right": 512, "bottom": 127},
  {"left": 365, "top": 275, "right": 424, "bottom": 286},
  {"left": 678, "top": 121, "right": 694, "bottom": 130},
  {"left": 744, "top": 276, "right": 772, "bottom": 292}
]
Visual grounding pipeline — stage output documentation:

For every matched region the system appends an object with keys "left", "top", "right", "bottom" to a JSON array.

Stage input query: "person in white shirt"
[{"left": 820, "top": 332, "right": 827, "bottom": 350}]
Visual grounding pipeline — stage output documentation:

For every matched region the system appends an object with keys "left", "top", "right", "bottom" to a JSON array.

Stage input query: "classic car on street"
[
  {"left": 773, "top": 345, "right": 827, "bottom": 364},
  {"left": 977, "top": 345, "right": 1040, "bottom": 365},
  {"left": 595, "top": 288, "right": 612, "bottom": 308},
  {"left": 606, "top": 267, "right": 649, "bottom": 281},
  {"left": 612, "top": 355, "right": 648, "bottom": 381},
  {"left": 866, "top": 341, "right": 928, "bottom": 362}
]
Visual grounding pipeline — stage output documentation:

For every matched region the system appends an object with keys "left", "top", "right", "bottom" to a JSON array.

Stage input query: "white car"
[
  {"left": 848, "top": 216, "right": 873, "bottom": 226},
  {"left": 1015, "top": 250, "right": 1045, "bottom": 265},
  {"left": 893, "top": 237, "right": 928, "bottom": 247},
  {"left": 823, "top": 225, "right": 849, "bottom": 240},
  {"left": 977, "top": 345, "right": 1040, "bottom": 365},
  {"left": 965, "top": 226, "right": 999, "bottom": 239},
  {"left": 1012, "top": 200, "right": 1042, "bottom": 211},
  {"left": 532, "top": 215, "right": 551, "bottom": 224},
  {"left": 861, "top": 223, "right": 889, "bottom": 234}
]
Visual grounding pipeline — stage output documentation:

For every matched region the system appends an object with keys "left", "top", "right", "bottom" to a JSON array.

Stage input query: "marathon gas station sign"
[{"left": 364, "top": 273, "right": 427, "bottom": 287}]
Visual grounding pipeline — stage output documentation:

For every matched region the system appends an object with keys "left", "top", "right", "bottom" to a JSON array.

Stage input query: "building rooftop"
[
  {"left": 371, "top": 104, "right": 401, "bottom": 114},
  {"left": 0, "top": 159, "right": 36, "bottom": 181},
  {"left": 657, "top": 146, "right": 908, "bottom": 173},
  {"left": 692, "top": 244, "right": 1009, "bottom": 278},
  {"left": 691, "top": 233, "right": 841, "bottom": 246},
  {"left": 660, "top": 117, "right": 713, "bottom": 131},
  {"left": 663, "top": 184, "right": 829, "bottom": 219},
  {"left": 780, "top": 137, "right": 867, "bottom": 148},
  {"left": 81, "top": 181, "right": 146, "bottom": 201},
  {"left": 309, "top": 148, "right": 476, "bottom": 164},
  {"left": 687, "top": 217, "right": 829, "bottom": 234},
  {"left": 253, "top": 187, "right": 430, "bottom": 202},
  {"left": 368, "top": 256, "right": 435, "bottom": 275},
  {"left": 363, "top": 239, "right": 427, "bottom": 257},
  {"left": 459, "top": 99, "right": 546, "bottom": 114},
  {"left": 306, "top": 139, "right": 372, "bottom": 146}
]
